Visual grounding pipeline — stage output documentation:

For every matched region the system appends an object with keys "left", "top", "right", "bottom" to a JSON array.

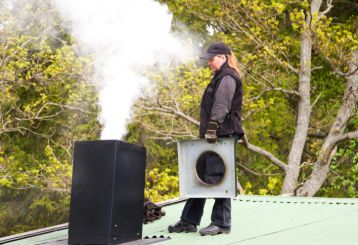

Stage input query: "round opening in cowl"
[{"left": 195, "top": 151, "right": 225, "bottom": 185}]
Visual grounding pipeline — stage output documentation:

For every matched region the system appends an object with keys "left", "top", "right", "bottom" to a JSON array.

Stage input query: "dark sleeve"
[{"left": 210, "top": 75, "right": 236, "bottom": 124}]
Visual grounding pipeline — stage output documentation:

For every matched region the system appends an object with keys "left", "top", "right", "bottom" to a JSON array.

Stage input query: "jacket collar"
[{"left": 213, "top": 60, "right": 229, "bottom": 80}]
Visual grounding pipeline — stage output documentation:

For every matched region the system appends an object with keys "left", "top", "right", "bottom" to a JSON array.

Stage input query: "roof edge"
[
  {"left": 0, "top": 223, "right": 68, "bottom": 244},
  {"left": 156, "top": 197, "right": 188, "bottom": 206},
  {"left": 0, "top": 198, "right": 187, "bottom": 243}
]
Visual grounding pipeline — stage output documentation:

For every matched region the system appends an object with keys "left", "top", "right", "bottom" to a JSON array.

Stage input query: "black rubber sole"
[
  {"left": 199, "top": 229, "right": 231, "bottom": 236},
  {"left": 168, "top": 227, "right": 197, "bottom": 233}
]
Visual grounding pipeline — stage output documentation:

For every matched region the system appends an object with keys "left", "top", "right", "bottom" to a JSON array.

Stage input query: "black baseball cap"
[{"left": 200, "top": 42, "right": 231, "bottom": 59}]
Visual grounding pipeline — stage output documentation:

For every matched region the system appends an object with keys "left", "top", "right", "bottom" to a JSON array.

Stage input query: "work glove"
[{"left": 205, "top": 121, "right": 218, "bottom": 144}]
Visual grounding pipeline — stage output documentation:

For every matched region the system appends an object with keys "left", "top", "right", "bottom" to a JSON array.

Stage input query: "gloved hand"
[{"left": 205, "top": 121, "right": 218, "bottom": 144}]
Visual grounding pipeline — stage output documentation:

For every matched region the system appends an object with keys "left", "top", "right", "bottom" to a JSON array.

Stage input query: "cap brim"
[{"left": 199, "top": 52, "right": 216, "bottom": 60}]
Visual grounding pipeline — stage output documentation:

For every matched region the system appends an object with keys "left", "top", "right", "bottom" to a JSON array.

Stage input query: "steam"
[{"left": 53, "top": 0, "right": 194, "bottom": 140}]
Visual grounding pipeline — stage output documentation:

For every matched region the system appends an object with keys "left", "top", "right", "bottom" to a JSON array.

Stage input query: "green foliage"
[
  {"left": 319, "top": 140, "right": 358, "bottom": 198},
  {"left": 145, "top": 168, "right": 179, "bottom": 202},
  {"left": 241, "top": 176, "right": 283, "bottom": 196},
  {"left": 0, "top": 190, "right": 69, "bottom": 235},
  {"left": 0, "top": 0, "right": 100, "bottom": 236}
]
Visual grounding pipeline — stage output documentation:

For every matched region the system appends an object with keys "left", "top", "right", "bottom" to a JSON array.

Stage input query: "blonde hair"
[{"left": 227, "top": 51, "right": 243, "bottom": 79}]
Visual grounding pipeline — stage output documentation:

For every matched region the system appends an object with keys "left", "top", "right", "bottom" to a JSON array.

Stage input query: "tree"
[
  {"left": 0, "top": 0, "right": 100, "bottom": 235},
  {"left": 138, "top": 0, "right": 357, "bottom": 196}
]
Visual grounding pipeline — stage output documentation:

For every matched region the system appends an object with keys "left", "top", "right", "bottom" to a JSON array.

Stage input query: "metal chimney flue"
[{"left": 68, "top": 140, "right": 146, "bottom": 245}]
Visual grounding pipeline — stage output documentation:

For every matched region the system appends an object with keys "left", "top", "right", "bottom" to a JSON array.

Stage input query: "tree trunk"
[
  {"left": 281, "top": 1, "right": 323, "bottom": 194},
  {"left": 296, "top": 49, "right": 358, "bottom": 196}
]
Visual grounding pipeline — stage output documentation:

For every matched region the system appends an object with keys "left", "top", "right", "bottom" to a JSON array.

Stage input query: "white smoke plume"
[{"left": 53, "top": 0, "right": 194, "bottom": 140}]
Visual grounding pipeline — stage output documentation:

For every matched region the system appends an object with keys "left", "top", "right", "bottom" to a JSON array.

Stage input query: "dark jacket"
[{"left": 199, "top": 62, "right": 244, "bottom": 138}]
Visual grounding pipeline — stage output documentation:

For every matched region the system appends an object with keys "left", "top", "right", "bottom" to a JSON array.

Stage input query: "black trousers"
[{"left": 181, "top": 198, "right": 231, "bottom": 228}]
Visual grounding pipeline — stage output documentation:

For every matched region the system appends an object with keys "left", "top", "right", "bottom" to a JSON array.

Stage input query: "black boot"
[
  {"left": 168, "top": 220, "right": 197, "bottom": 233},
  {"left": 199, "top": 224, "right": 230, "bottom": 236}
]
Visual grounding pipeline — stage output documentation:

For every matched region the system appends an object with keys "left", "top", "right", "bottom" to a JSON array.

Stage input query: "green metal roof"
[{"left": 2, "top": 195, "right": 358, "bottom": 245}]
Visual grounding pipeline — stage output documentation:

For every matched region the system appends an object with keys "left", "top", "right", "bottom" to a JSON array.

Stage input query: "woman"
[{"left": 168, "top": 42, "right": 244, "bottom": 236}]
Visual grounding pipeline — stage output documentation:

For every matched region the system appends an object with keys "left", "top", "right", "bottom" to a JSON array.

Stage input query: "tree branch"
[
  {"left": 236, "top": 180, "right": 245, "bottom": 195},
  {"left": 331, "top": 130, "right": 358, "bottom": 146},
  {"left": 308, "top": 131, "right": 328, "bottom": 138},
  {"left": 139, "top": 98, "right": 290, "bottom": 173},
  {"left": 248, "top": 87, "right": 300, "bottom": 103},
  {"left": 315, "top": 130, "right": 358, "bottom": 168},
  {"left": 241, "top": 133, "right": 288, "bottom": 172},
  {"left": 47, "top": 102, "right": 97, "bottom": 115},
  {"left": 319, "top": 0, "right": 333, "bottom": 19},
  {"left": 237, "top": 161, "right": 282, "bottom": 176},
  {"left": 137, "top": 104, "right": 200, "bottom": 126},
  {"left": 222, "top": 12, "right": 299, "bottom": 75},
  {"left": 311, "top": 92, "right": 323, "bottom": 108},
  {"left": 336, "top": 66, "right": 358, "bottom": 78}
]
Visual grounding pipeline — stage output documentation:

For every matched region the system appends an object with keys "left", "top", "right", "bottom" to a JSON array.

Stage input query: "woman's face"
[{"left": 208, "top": 55, "right": 226, "bottom": 72}]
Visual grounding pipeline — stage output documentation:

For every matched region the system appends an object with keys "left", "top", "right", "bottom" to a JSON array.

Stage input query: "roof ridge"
[{"left": 234, "top": 194, "right": 358, "bottom": 205}]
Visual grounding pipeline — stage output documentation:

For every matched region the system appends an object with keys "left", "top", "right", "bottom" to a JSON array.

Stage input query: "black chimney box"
[{"left": 68, "top": 140, "right": 146, "bottom": 244}]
